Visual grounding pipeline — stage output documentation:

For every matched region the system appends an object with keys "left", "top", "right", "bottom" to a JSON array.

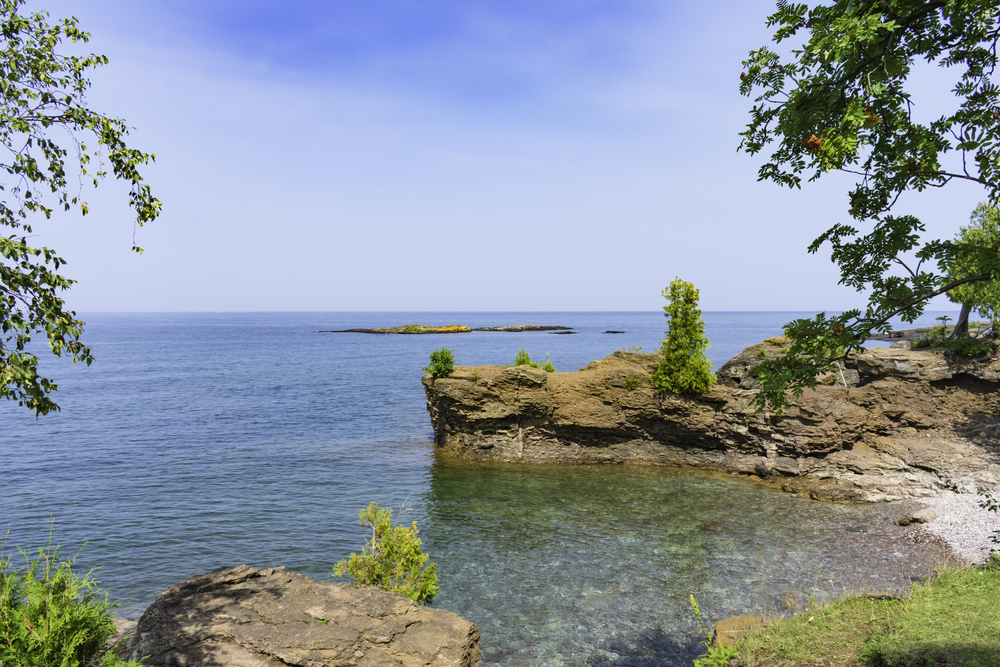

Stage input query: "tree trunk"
[{"left": 951, "top": 302, "right": 973, "bottom": 338}]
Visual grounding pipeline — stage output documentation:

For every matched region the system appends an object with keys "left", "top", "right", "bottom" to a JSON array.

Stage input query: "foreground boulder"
[
  {"left": 127, "top": 565, "right": 481, "bottom": 667},
  {"left": 423, "top": 340, "right": 1000, "bottom": 502}
]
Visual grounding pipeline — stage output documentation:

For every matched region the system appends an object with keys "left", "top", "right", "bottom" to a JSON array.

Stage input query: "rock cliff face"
[
  {"left": 423, "top": 340, "right": 1000, "bottom": 502},
  {"left": 126, "top": 565, "right": 481, "bottom": 667}
]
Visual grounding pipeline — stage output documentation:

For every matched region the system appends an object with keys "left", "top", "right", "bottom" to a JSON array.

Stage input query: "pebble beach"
[{"left": 917, "top": 486, "right": 1000, "bottom": 565}]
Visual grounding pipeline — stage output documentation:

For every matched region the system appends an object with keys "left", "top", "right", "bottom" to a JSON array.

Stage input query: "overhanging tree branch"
[
  {"left": 0, "top": 0, "right": 161, "bottom": 416},
  {"left": 740, "top": 0, "right": 1000, "bottom": 412}
]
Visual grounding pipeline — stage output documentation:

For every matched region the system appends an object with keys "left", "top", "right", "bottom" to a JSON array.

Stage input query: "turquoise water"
[{"left": 0, "top": 311, "right": 957, "bottom": 666}]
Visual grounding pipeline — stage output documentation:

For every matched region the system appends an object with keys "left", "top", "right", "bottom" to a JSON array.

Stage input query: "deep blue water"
[{"left": 0, "top": 311, "right": 958, "bottom": 666}]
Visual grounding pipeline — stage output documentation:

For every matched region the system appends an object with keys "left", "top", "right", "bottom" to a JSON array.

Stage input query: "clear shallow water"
[{"left": 0, "top": 311, "right": 958, "bottom": 666}]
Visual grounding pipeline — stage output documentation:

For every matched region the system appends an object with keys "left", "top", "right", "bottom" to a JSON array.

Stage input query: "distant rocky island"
[{"left": 319, "top": 324, "right": 573, "bottom": 334}]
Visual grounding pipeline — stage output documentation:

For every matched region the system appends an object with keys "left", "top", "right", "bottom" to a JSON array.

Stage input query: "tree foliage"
[
  {"left": 0, "top": 534, "right": 142, "bottom": 667},
  {"left": 650, "top": 279, "right": 716, "bottom": 395},
  {"left": 333, "top": 502, "right": 439, "bottom": 605},
  {"left": 948, "top": 202, "right": 1000, "bottom": 326},
  {"left": 0, "top": 0, "right": 160, "bottom": 416},
  {"left": 740, "top": 0, "right": 1000, "bottom": 411}
]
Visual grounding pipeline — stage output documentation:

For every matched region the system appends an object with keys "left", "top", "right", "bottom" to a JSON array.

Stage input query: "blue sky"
[{"left": 27, "top": 0, "right": 982, "bottom": 312}]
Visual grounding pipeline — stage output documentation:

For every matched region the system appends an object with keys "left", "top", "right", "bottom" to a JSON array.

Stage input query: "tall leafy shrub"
[
  {"left": 333, "top": 502, "right": 438, "bottom": 604},
  {"left": 0, "top": 535, "right": 141, "bottom": 667},
  {"left": 421, "top": 348, "right": 455, "bottom": 378},
  {"left": 650, "top": 279, "right": 715, "bottom": 395}
]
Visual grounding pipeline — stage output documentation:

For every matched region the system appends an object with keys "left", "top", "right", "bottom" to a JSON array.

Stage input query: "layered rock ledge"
[
  {"left": 126, "top": 565, "right": 481, "bottom": 667},
  {"left": 422, "top": 339, "right": 1000, "bottom": 502}
]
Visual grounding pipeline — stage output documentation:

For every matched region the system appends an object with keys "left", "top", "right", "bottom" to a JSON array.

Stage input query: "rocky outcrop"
[
  {"left": 126, "top": 565, "right": 481, "bottom": 667},
  {"left": 422, "top": 341, "right": 1000, "bottom": 502}
]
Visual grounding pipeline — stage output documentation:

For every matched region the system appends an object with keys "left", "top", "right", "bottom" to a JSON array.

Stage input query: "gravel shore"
[{"left": 916, "top": 486, "right": 1000, "bottom": 565}]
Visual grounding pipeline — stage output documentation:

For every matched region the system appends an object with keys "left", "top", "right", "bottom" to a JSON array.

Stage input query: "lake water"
[{"left": 0, "top": 311, "right": 958, "bottom": 666}]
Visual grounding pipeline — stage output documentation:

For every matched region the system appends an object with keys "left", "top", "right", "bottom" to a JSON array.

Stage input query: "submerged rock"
[
  {"left": 422, "top": 342, "right": 1000, "bottom": 502},
  {"left": 126, "top": 565, "right": 481, "bottom": 667}
]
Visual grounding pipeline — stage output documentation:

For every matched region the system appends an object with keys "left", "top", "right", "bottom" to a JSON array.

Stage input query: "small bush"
[
  {"left": 333, "top": 502, "right": 438, "bottom": 604},
  {"left": 623, "top": 377, "right": 640, "bottom": 391},
  {"left": 421, "top": 347, "right": 455, "bottom": 378},
  {"left": 912, "top": 325, "right": 993, "bottom": 356},
  {"left": 949, "top": 337, "right": 994, "bottom": 356},
  {"left": 0, "top": 533, "right": 142, "bottom": 667},
  {"left": 650, "top": 279, "right": 715, "bottom": 395},
  {"left": 511, "top": 347, "right": 532, "bottom": 367},
  {"left": 509, "top": 348, "right": 556, "bottom": 372}
]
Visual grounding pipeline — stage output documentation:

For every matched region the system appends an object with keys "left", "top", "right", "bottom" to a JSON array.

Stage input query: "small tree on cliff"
[
  {"left": 947, "top": 203, "right": 1000, "bottom": 337},
  {"left": 650, "top": 279, "right": 715, "bottom": 395}
]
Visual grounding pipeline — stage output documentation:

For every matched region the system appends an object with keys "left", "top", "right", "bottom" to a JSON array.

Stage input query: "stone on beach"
[{"left": 896, "top": 509, "right": 938, "bottom": 526}]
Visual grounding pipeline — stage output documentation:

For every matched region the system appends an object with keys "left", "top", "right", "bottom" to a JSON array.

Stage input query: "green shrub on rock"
[
  {"left": 333, "top": 502, "right": 438, "bottom": 604},
  {"left": 650, "top": 279, "right": 715, "bottom": 395},
  {"left": 509, "top": 348, "right": 556, "bottom": 372},
  {"left": 421, "top": 348, "right": 455, "bottom": 378},
  {"left": 0, "top": 534, "right": 142, "bottom": 667}
]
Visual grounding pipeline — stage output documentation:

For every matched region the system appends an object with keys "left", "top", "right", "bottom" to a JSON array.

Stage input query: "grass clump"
[
  {"left": 421, "top": 347, "right": 455, "bottom": 378},
  {"left": 509, "top": 348, "right": 556, "bottom": 372},
  {"left": 735, "top": 557, "right": 1000, "bottom": 667},
  {"left": 0, "top": 532, "right": 142, "bottom": 667},
  {"left": 334, "top": 502, "right": 438, "bottom": 604}
]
